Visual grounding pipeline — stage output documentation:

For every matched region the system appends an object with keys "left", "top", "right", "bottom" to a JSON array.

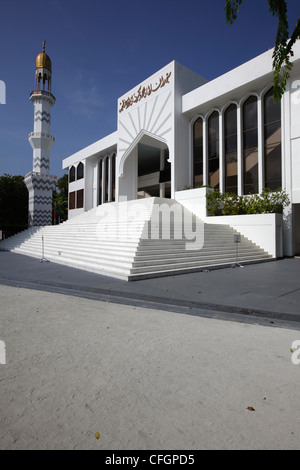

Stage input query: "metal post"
[
  {"left": 232, "top": 234, "right": 244, "bottom": 268},
  {"left": 40, "top": 233, "right": 50, "bottom": 263}
]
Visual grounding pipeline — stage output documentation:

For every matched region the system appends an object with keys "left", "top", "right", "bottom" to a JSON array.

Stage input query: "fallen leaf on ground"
[{"left": 247, "top": 406, "right": 255, "bottom": 411}]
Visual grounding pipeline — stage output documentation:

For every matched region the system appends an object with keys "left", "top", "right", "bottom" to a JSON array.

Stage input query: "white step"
[{"left": 0, "top": 197, "right": 274, "bottom": 280}]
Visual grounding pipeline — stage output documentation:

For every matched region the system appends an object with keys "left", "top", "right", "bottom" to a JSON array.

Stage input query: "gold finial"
[{"left": 36, "top": 40, "right": 52, "bottom": 72}]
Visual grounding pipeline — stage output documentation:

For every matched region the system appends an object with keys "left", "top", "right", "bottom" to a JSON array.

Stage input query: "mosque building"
[
  {"left": 63, "top": 41, "right": 300, "bottom": 260},
  {"left": 1, "top": 41, "right": 300, "bottom": 280}
]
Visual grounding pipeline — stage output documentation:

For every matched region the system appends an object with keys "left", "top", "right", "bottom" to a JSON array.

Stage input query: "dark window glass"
[
  {"left": 77, "top": 162, "right": 84, "bottom": 180},
  {"left": 193, "top": 118, "right": 203, "bottom": 187},
  {"left": 264, "top": 88, "right": 281, "bottom": 124},
  {"left": 264, "top": 87, "right": 281, "bottom": 189},
  {"left": 243, "top": 96, "right": 258, "bottom": 194},
  {"left": 159, "top": 151, "right": 171, "bottom": 184},
  {"left": 208, "top": 111, "right": 219, "bottom": 189},
  {"left": 99, "top": 160, "right": 102, "bottom": 205},
  {"left": 69, "top": 166, "right": 75, "bottom": 183},
  {"left": 243, "top": 128, "right": 258, "bottom": 149},
  {"left": 224, "top": 104, "right": 238, "bottom": 194},
  {"left": 69, "top": 191, "right": 75, "bottom": 210},
  {"left": 76, "top": 189, "right": 84, "bottom": 209},
  {"left": 105, "top": 158, "right": 109, "bottom": 202},
  {"left": 112, "top": 154, "right": 116, "bottom": 201}
]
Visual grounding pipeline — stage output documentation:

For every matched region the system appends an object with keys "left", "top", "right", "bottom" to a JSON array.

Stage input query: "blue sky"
[{"left": 0, "top": 0, "right": 299, "bottom": 178}]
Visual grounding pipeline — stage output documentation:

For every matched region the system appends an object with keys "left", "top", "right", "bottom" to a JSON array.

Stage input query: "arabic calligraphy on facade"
[{"left": 119, "top": 71, "right": 172, "bottom": 113}]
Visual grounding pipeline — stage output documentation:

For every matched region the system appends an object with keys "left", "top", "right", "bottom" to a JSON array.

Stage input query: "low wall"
[
  {"left": 204, "top": 213, "right": 283, "bottom": 258},
  {"left": 68, "top": 208, "right": 84, "bottom": 219},
  {"left": 175, "top": 187, "right": 213, "bottom": 219},
  {"left": 175, "top": 188, "right": 283, "bottom": 258}
]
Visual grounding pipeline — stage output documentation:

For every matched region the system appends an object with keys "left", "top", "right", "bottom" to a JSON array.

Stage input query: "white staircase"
[{"left": 0, "top": 197, "right": 273, "bottom": 280}]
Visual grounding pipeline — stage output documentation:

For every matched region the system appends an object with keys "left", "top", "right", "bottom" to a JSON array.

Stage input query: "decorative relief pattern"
[
  {"left": 29, "top": 195, "right": 53, "bottom": 205},
  {"left": 34, "top": 110, "right": 51, "bottom": 124},
  {"left": 29, "top": 131, "right": 55, "bottom": 141},
  {"left": 33, "top": 156, "right": 50, "bottom": 171},
  {"left": 119, "top": 71, "right": 171, "bottom": 113},
  {"left": 118, "top": 90, "right": 172, "bottom": 155}
]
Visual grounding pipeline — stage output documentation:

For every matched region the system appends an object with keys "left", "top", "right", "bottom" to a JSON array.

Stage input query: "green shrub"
[{"left": 206, "top": 188, "right": 290, "bottom": 216}]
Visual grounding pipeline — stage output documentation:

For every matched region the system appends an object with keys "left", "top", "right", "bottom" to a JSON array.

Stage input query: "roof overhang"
[
  {"left": 182, "top": 41, "right": 300, "bottom": 117},
  {"left": 62, "top": 131, "right": 118, "bottom": 169}
]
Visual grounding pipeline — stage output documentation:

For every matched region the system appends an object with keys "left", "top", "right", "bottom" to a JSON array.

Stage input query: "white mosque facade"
[
  {"left": 2, "top": 42, "right": 300, "bottom": 280},
  {"left": 63, "top": 42, "right": 300, "bottom": 258}
]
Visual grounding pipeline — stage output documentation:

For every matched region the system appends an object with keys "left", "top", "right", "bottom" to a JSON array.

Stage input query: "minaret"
[{"left": 24, "top": 41, "right": 57, "bottom": 226}]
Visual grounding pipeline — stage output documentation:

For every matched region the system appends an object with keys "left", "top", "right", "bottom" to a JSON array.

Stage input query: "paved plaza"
[
  {"left": 0, "top": 253, "right": 300, "bottom": 449},
  {"left": 0, "top": 252, "right": 300, "bottom": 325}
]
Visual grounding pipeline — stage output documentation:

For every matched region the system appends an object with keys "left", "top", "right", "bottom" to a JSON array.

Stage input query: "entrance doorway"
[{"left": 138, "top": 143, "right": 171, "bottom": 198}]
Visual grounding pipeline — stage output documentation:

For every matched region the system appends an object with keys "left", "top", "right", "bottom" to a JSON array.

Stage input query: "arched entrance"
[
  {"left": 137, "top": 143, "right": 170, "bottom": 199},
  {"left": 118, "top": 131, "right": 170, "bottom": 201}
]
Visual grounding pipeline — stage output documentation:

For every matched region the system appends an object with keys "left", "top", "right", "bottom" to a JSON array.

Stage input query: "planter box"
[{"left": 175, "top": 189, "right": 283, "bottom": 257}]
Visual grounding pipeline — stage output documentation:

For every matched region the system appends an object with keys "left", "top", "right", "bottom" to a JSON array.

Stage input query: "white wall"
[
  {"left": 205, "top": 213, "right": 283, "bottom": 258},
  {"left": 84, "top": 159, "right": 93, "bottom": 211},
  {"left": 173, "top": 62, "right": 208, "bottom": 194},
  {"left": 175, "top": 187, "right": 213, "bottom": 219},
  {"left": 117, "top": 61, "right": 207, "bottom": 199},
  {"left": 290, "top": 66, "right": 300, "bottom": 204},
  {"left": 175, "top": 188, "right": 282, "bottom": 257},
  {"left": 118, "top": 146, "right": 137, "bottom": 201},
  {"left": 117, "top": 62, "right": 175, "bottom": 195},
  {"left": 68, "top": 208, "right": 84, "bottom": 219}
]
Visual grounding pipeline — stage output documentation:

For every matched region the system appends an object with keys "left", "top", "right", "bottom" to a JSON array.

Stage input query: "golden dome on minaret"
[{"left": 35, "top": 40, "right": 52, "bottom": 72}]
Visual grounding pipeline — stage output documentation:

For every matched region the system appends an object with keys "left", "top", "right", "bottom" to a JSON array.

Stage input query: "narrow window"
[
  {"left": 193, "top": 118, "right": 203, "bottom": 188},
  {"left": 264, "top": 87, "right": 282, "bottom": 190},
  {"left": 105, "top": 157, "right": 109, "bottom": 202},
  {"left": 111, "top": 153, "right": 116, "bottom": 201},
  {"left": 69, "top": 166, "right": 75, "bottom": 183},
  {"left": 243, "top": 96, "right": 258, "bottom": 194},
  {"left": 99, "top": 160, "right": 102, "bottom": 205},
  {"left": 77, "top": 162, "right": 84, "bottom": 180},
  {"left": 208, "top": 111, "right": 219, "bottom": 189},
  {"left": 76, "top": 189, "right": 84, "bottom": 209},
  {"left": 69, "top": 191, "right": 75, "bottom": 210},
  {"left": 224, "top": 104, "right": 238, "bottom": 194}
]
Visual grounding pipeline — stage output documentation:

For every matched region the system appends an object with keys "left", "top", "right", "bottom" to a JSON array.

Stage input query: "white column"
[
  {"left": 258, "top": 95, "right": 264, "bottom": 193},
  {"left": 237, "top": 104, "right": 243, "bottom": 195},
  {"left": 282, "top": 81, "right": 293, "bottom": 256},
  {"left": 102, "top": 158, "right": 106, "bottom": 204},
  {"left": 159, "top": 149, "right": 165, "bottom": 198},
  {"left": 219, "top": 112, "right": 224, "bottom": 193},
  {"left": 203, "top": 118, "right": 208, "bottom": 186},
  {"left": 108, "top": 154, "right": 112, "bottom": 202},
  {"left": 98, "top": 159, "right": 102, "bottom": 205},
  {"left": 92, "top": 161, "right": 98, "bottom": 208}
]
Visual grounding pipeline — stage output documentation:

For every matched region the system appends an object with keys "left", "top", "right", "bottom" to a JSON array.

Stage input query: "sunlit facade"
[{"left": 63, "top": 43, "right": 300, "bottom": 256}]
